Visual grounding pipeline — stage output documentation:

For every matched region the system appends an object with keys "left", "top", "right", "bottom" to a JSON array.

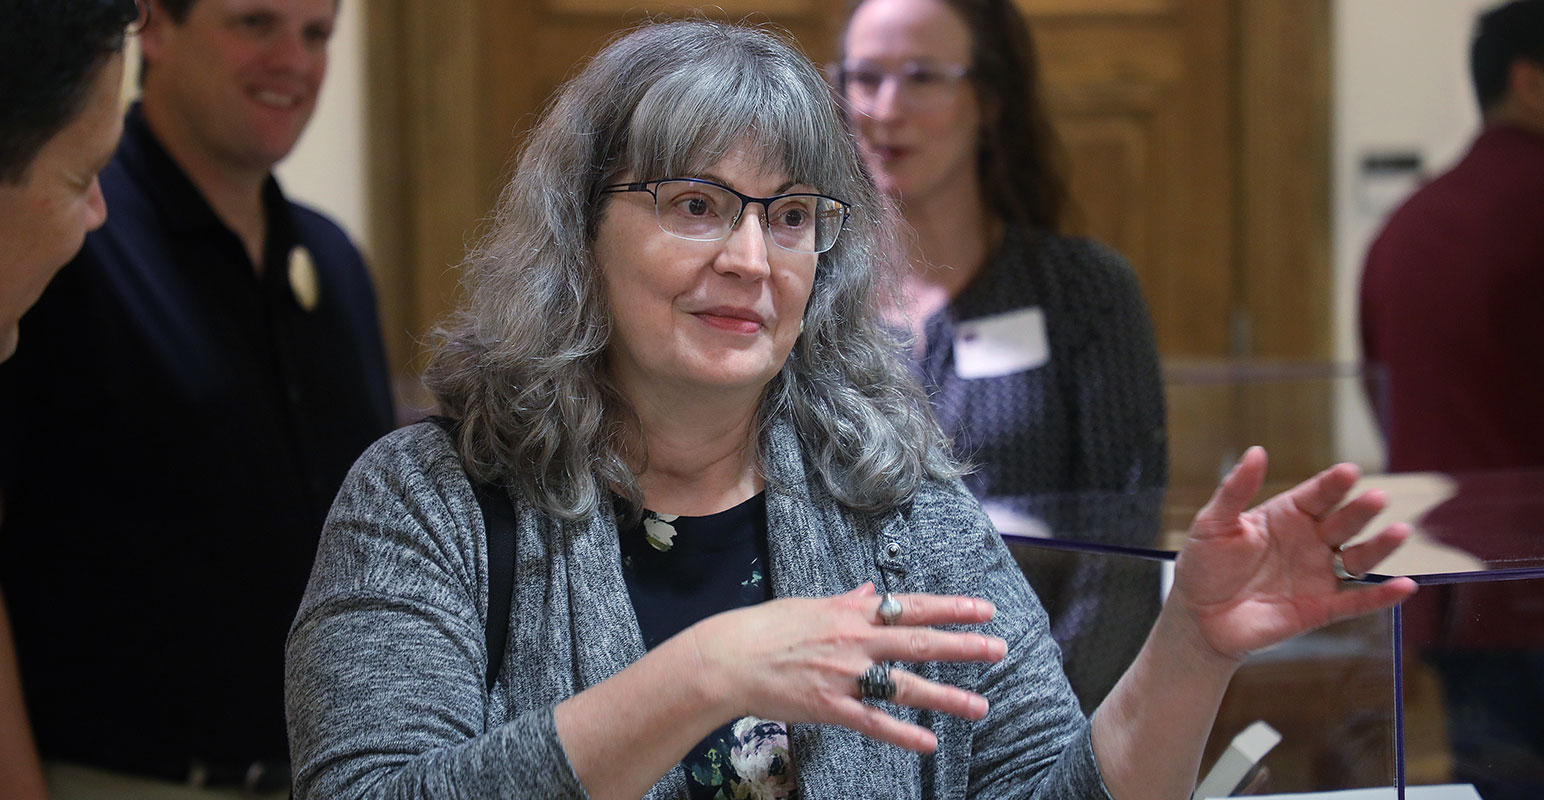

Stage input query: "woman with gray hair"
[{"left": 285, "top": 18, "right": 1415, "bottom": 800}]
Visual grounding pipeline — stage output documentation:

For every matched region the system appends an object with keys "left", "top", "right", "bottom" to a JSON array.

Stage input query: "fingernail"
[
  {"left": 965, "top": 599, "right": 995, "bottom": 618},
  {"left": 971, "top": 696, "right": 989, "bottom": 717}
]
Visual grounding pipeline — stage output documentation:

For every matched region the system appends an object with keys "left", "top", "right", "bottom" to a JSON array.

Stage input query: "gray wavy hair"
[{"left": 425, "top": 18, "right": 961, "bottom": 521}]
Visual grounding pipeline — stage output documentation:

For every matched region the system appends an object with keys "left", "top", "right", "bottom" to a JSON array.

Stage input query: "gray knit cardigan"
[{"left": 285, "top": 419, "right": 1115, "bottom": 799}]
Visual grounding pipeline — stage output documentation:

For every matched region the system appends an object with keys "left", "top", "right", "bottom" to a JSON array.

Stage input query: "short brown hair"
[{"left": 1, "top": 0, "right": 138, "bottom": 183}]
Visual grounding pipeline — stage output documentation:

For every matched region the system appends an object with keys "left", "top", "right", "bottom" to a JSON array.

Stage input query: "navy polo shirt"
[{"left": 0, "top": 105, "right": 393, "bottom": 772}]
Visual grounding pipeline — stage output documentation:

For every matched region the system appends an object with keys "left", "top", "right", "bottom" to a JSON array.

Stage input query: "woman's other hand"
[
  {"left": 1172, "top": 446, "right": 1418, "bottom": 663},
  {"left": 687, "top": 583, "right": 1005, "bottom": 754},
  {"left": 1086, "top": 447, "right": 1419, "bottom": 800}
]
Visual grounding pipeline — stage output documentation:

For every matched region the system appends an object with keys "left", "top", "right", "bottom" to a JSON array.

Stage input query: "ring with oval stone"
[{"left": 876, "top": 592, "right": 902, "bottom": 625}]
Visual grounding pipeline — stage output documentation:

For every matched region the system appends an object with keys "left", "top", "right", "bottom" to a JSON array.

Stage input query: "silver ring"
[
  {"left": 1331, "top": 547, "right": 1362, "bottom": 582},
  {"left": 877, "top": 592, "right": 902, "bottom": 625},
  {"left": 857, "top": 663, "right": 896, "bottom": 701}
]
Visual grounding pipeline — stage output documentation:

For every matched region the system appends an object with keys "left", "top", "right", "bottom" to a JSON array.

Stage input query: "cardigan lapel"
[
  {"left": 560, "top": 511, "right": 645, "bottom": 686},
  {"left": 759, "top": 419, "right": 921, "bottom": 799},
  {"left": 512, "top": 418, "right": 919, "bottom": 799},
  {"left": 550, "top": 507, "right": 692, "bottom": 799}
]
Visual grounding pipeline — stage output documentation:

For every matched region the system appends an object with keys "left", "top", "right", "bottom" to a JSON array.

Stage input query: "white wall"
[
  {"left": 275, "top": 0, "right": 370, "bottom": 257},
  {"left": 1331, "top": 0, "right": 1495, "bottom": 467}
]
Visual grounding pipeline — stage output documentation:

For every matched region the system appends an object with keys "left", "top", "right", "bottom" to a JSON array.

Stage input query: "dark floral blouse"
[{"left": 618, "top": 493, "right": 799, "bottom": 800}]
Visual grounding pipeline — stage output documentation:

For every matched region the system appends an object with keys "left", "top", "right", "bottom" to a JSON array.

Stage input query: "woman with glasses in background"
[
  {"left": 838, "top": 0, "right": 1170, "bottom": 712},
  {"left": 285, "top": 18, "right": 1414, "bottom": 800}
]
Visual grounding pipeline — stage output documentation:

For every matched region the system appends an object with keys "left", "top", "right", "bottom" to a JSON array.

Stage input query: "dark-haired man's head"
[
  {"left": 0, "top": 0, "right": 137, "bottom": 360},
  {"left": 0, "top": 0, "right": 138, "bottom": 183},
  {"left": 1472, "top": 0, "right": 1544, "bottom": 129}
]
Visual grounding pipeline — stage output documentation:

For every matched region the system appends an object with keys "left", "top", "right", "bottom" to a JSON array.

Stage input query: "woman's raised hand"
[
  {"left": 1172, "top": 446, "right": 1418, "bottom": 663},
  {"left": 687, "top": 583, "right": 1004, "bottom": 753}
]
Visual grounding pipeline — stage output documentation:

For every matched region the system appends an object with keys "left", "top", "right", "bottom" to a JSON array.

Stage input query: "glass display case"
[
  {"left": 1387, "top": 469, "right": 1544, "bottom": 800},
  {"left": 998, "top": 361, "right": 1543, "bottom": 798}
]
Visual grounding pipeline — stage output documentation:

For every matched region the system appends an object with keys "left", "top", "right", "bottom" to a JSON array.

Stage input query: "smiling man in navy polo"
[{"left": 0, "top": 0, "right": 393, "bottom": 796}]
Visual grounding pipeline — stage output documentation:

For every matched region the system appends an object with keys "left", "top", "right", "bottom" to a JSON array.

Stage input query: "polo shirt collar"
[{"left": 117, "top": 103, "right": 291, "bottom": 242}]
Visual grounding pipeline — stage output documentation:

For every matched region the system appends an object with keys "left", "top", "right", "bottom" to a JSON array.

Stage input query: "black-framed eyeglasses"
[{"left": 601, "top": 178, "right": 851, "bottom": 255}]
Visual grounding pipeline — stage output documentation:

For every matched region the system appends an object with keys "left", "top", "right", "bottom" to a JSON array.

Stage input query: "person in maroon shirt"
[
  {"left": 1360, "top": 0, "right": 1544, "bottom": 474},
  {"left": 1360, "top": 5, "right": 1544, "bottom": 796}
]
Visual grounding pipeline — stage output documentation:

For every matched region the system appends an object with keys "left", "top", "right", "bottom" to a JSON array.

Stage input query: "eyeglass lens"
[
  {"left": 842, "top": 62, "right": 967, "bottom": 111},
  {"left": 652, "top": 180, "right": 846, "bottom": 254}
]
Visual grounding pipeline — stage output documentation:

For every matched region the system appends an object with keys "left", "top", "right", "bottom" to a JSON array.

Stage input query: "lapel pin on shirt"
[{"left": 288, "top": 246, "right": 321, "bottom": 312}]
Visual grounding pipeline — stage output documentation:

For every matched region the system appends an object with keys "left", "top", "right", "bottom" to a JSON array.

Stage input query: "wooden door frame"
[{"left": 1236, "top": 0, "right": 1333, "bottom": 361}]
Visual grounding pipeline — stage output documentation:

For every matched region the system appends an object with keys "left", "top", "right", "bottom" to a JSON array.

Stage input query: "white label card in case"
[{"left": 953, "top": 307, "right": 1049, "bottom": 379}]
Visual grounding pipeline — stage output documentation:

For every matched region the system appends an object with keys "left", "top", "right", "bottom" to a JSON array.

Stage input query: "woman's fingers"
[
  {"left": 1315, "top": 487, "right": 1388, "bottom": 549},
  {"left": 827, "top": 696, "right": 941, "bottom": 753},
  {"left": 862, "top": 592, "right": 996, "bottom": 627},
  {"left": 1194, "top": 446, "right": 1267, "bottom": 533},
  {"left": 867, "top": 627, "right": 1007, "bottom": 665},
  {"left": 830, "top": 590, "right": 1005, "bottom": 666},
  {"left": 823, "top": 667, "right": 990, "bottom": 752},
  {"left": 846, "top": 582, "right": 877, "bottom": 598},
  {"left": 1322, "top": 574, "right": 1419, "bottom": 623},
  {"left": 1285, "top": 461, "right": 1361, "bottom": 521},
  {"left": 883, "top": 666, "right": 990, "bottom": 720},
  {"left": 1337, "top": 523, "right": 1410, "bottom": 577},
  {"left": 716, "top": 591, "right": 1004, "bottom": 752}
]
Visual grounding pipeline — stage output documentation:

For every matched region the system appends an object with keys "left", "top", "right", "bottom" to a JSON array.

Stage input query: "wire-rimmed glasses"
[
  {"left": 835, "top": 60, "right": 971, "bottom": 116},
  {"left": 601, "top": 178, "right": 851, "bottom": 255}
]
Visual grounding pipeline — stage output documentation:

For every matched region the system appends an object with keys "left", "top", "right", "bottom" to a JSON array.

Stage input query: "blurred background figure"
[
  {"left": 1360, "top": 3, "right": 1544, "bottom": 797},
  {"left": 0, "top": 0, "right": 393, "bottom": 796},
  {"left": 837, "top": 0, "right": 1168, "bottom": 710},
  {"left": 0, "top": 2, "right": 140, "bottom": 796},
  {"left": 1360, "top": 0, "right": 1544, "bottom": 475}
]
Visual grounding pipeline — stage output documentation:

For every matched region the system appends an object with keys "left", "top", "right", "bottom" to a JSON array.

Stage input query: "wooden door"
[
  {"left": 1033, "top": 0, "right": 1235, "bottom": 356},
  {"left": 1028, "top": 0, "right": 1334, "bottom": 507}
]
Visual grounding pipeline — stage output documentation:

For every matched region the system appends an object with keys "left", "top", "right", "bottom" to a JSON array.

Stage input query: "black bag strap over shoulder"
[
  {"left": 471, "top": 479, "right": 517, "bottom": 693},
  {"left": 428, "top": 417, "right": 515, "bottom": 693}
]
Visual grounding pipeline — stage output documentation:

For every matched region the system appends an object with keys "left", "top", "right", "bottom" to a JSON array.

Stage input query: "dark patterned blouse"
[
  {"left": 618, "top": 493, "right": 799, "bottom": 800},
  {"left": 917, "top": 227, "right": 1168, "bottom": 711}
]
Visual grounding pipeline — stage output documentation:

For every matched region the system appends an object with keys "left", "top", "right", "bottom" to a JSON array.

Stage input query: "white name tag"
[{"left": 953, "top": 307, "right": 1049, "bottom": 379}]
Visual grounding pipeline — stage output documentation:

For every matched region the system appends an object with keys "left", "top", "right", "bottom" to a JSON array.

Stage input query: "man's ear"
[
  {"left": 137, "top": 0, "right": 173, "bottom": 63},
  {"left": 1507, "top": 59, "right": 1544, "bottom": 120}
]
